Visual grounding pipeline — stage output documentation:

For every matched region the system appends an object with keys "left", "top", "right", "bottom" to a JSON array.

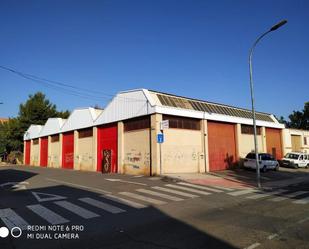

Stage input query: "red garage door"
[
  {"left": 208, "top": 121, "right": 237, "bottom": 171},
  {"left": 25, "top": 140, "right": 31, "bottom": 165},
  {"left": 266, "top": 128, "right": 283, "bottom": 159},
  {"left": 97, "top": 124, "right": 118, "bottom": 173},
  {"left": 62, "top": 132, "right": 74, "bottom": 169},
  {"left": 40, "top": 137, "right": 48, "bottom": 167}
]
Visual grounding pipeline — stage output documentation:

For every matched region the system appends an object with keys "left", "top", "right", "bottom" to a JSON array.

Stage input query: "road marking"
[
  {"left": 105, "top": 178, "right": 147, "bottom": 186},
  {"left": 46, "top": 178, "right": 112, "bottom": 194},
  {"left": 293, "top": 196, "right": 309, "bottom": 205},
  {"left": 0, "top": 208, "right": 29, "bottom": 230},
  {"left": 136, "top": 189, "right": 184, "bottom": 201},
  {"left": 267, "top": 233, "right": 279, "bottom": 240},
  {"left": 152, "top": 186, "right": 199, "bottom": 198},
  {"left": 228, "top": 189, "right": 257, "bottom": 196},
  {"left": 27, "top": 204, "right": 69, "bottom": 224},
  {"left": 32, "top": 191, "right": 67, "bottom": 202},
  {"left": 102, "top": 194, "right": 147, "bottom": 209},
  {"left": 54, "top": 201, "right": 100, "bottom": 219},
  {"left": 119, "top": 192, "right": 167, "bottom": 205},
  {"left": 79, "top": 197, "right": 126, "bottom": 214},
  {"left": 245, "top": 242, "right": 260, "bottom": 249},
  {"left": 148, "top": 177, "right": 162, "bottom": 181},
  {"left": 269, "top": 191, "right": 308, "bottom": 202},
  {"left": 246, "top": 189, "right": 288, "bottom": 200},
  {"left": 132, "top": 175, "right": 144, "bottom": 178},
  {"left": 178, "top": 182, "right": 223, "bottom": 193},
  {"left": 165, "top": 184, "right": 211, "bottom": 195},
  {"left": 0, "top": 181, "right": 29, "bottom": 191},
  {"left": 207, "top": 186, "right": 235, "bottom": 191}
]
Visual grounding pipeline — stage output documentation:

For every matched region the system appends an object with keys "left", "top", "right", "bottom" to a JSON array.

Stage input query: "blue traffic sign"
[{"left": 157, "top": 134, "right": 164, "bottom": 143}]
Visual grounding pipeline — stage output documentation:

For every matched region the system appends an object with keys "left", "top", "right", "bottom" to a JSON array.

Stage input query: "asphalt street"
[{"left": 0, "top": 165, "right": 309, "bottom": 249}]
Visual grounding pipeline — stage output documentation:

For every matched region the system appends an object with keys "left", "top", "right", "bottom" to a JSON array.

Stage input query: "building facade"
[{"left": 24, "top": 89, "right": 291, "bottom": 175}]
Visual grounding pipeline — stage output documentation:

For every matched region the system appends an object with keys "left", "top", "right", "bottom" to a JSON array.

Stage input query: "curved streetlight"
[{"left": 249, "top": 20, "right": 287, "bottom": 189}]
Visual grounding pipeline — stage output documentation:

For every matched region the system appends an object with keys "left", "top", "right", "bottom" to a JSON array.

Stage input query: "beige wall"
[
  {"left": 48, "top": 138, "right": 61, "bottom": 168},
  {"left": 31, "top": 140, "right": 40, "bottom": 166},
  {"left": 161, "top": 129, "right": 203, "bottom": 174},
  {"left": 75, "top": 136, "right": 95, "bottom": 171},
  {"left": 150, "top": 114, "right": 162, "bottom": 175},
  {"left": 282, "top": 129, "right": 309, "bottom": 154},
  {"left": 118, "top": 122, "right": 124, "bottom": 174},
  {"left": 238, "top": 134, "right": 265, "bottom": 158},
  {"left": 123, "top": 129, "right": 150, "bottom": 175}
]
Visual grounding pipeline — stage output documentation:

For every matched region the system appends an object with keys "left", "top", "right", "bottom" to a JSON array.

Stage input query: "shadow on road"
[{"left": 0, "top": 168, "right": 238, "bottom": 249}]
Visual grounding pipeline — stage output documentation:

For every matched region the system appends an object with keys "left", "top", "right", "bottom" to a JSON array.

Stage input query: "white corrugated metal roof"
[
  {"left": 23, "top": 125, "right": 43, "bottom": 140},
  {"left": 24, "top": 88, "right": 285, "bottom": 139},
  {"left": 95, "top": 89, "right": 284, "bottom": 128},
  {"left": 94, "top": 89, "right": 154, "bottom": 125},
  {"left": 40, "top": 118, "right": 67, "bottom": 137},
  {"left": 61, "top": 107, "right": 103, "bottom": 133}
]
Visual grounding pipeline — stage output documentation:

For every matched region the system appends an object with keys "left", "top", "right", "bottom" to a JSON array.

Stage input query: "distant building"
[{"left": 0, "top": 118, "right": 9, "bottom": 124}]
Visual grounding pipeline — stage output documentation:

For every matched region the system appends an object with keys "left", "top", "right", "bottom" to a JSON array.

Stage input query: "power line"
[{"left": 0, "top": 65, "right": 146, "bottom": 102}]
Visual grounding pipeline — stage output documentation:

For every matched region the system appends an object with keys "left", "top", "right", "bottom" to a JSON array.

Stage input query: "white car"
[
  {"left": 244, "top": 153, "right": 280, "bottom": 172},
  {"left": 281, "top": 152, "right": 309, "bottom": 168}
]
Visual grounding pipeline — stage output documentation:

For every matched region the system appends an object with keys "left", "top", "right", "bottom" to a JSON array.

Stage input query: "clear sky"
[{"left": 0, "top": 0, "right": 308, "bottom": 119}]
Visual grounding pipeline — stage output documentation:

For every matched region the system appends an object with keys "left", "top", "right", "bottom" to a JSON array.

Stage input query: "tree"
[
  {"left": 280, "top": 102, "right": 309, "bottom": 130},
  {"left": 0, "top": 92, "right": 70, "bottom": 153}
]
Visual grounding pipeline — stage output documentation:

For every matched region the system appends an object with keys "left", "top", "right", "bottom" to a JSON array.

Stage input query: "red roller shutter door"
[
  {"left": 266, "top": 128, "right": 283, "bottom": 159},
  {"left": 208, "top": 121, "right": 237, "bottom": 171},
  {"left": 97, "top": 124, "right": 118, "bottom": 173},
  {"left": 40, "top": 137, "right": 48, "bottom": 167},
  {"left": 25, "top": 141, "right": 31, "bottom": 165},
  {"left": 62, "top": 132, "right": 74, "bottom": 169}
]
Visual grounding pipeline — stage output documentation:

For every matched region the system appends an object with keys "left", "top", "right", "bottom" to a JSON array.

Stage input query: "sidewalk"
[{"left": 163, "top": 170, "right": 309, "bottom": 190}]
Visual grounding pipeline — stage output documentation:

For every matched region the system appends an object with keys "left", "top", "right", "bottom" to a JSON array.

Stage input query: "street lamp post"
[{"left": 249, "top": 20, "right": 287, "bottom": 189}]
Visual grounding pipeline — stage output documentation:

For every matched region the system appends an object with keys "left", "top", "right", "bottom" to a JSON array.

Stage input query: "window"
[
  {"left": 78, "top": 128, "right": 93, "bottom": 138},
  {"left": 124, "top": 116, "right": 150, "bottom": 132},
  {"left": 51, "top": 135, "right": 59, "bottom": 143},
  {"left": 304, "top": 137, "right": 308, "bottom": 145},
  {"left": 162, "top": 115, "right": 201, "bottom": 130},
  {"left": 33, "top": 139, "right": 39, "bottom": 145},
  {"left": 241, "top": 125, "right": 261, "bottom": 135}
]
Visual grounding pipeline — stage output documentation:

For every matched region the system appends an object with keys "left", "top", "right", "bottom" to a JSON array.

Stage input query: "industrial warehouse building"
[{"left": 23, "top": 89, "right": 307, "bottom": 175}]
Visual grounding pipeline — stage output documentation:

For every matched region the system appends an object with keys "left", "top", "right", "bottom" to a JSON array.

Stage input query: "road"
[{"left": 0, "top": 165, "right": 309, "bottom": 249}]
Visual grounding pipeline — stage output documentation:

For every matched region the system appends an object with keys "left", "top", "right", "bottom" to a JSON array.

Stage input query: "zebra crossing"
[{"left": 1, "top": 182, "right": 309, "bottom": 230}]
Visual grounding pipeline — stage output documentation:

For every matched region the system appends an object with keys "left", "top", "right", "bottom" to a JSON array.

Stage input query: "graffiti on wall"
[
  {"left": 163, "top": 148, "right": 199, "bottom": 163},
  {"left": 124, "top": 149, "right": 150, "bottom": 173}
]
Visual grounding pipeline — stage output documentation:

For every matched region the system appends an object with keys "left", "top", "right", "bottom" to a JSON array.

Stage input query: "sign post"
[{"left": 157, "top": 133, "right": 164, "bottom": 175}]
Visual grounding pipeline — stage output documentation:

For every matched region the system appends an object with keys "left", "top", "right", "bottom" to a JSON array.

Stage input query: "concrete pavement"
[{"left": 164, "top": 167, "right": 309, "bottom": 190}]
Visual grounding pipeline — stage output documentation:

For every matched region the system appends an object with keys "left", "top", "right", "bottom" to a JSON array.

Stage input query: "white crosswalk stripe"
[
  {"left": 269, "top": 191, "right": 309, "bottom": 202},
  {"left": 102, "top": 194, "right": 147, "bottom": 209},
  {"left": 228, "top": 189, "right": 258, "bottom": 196},
  {"left": 246, "top": 189, "right": 288, "bottom": 200},
  {"left": 293, "top": 196, "right": 309, "bottom": 205},
  {"left": 178, "top": 182, "right": 224, "bottom": 193},
  {"left": 136, "top": 189, "right": 184, "bottom": 201},
  {"left": 27, "top": 204, "right": 69, "bottom": 224},
  {"left": 119, "top": 192, "right": 167, "bottom": 205},
  {"left": 79, "top": 197, "right": 126, "bottom": 214},
  {"left": 165, "top": 184, "right": 212, "bottom": 195},
  {"left": 208, "top": 186, "right": 235, "bottom": 191},
  {"left": 54, "top": 201, "right": 100, "bottom": 219},
  {"left": 0, "top": 208, "right": 29, "bottom": 230},
  {"left": 152, "top": 186, "right": 199, "bottom": 198}
]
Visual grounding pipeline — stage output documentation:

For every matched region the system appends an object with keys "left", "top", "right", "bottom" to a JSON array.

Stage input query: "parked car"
[
  {"left": 244, "top": 153, "right": 280, "bottom": 172},
  {"left": 281, "top": 152, "right": 309, "bottom": 168}
]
